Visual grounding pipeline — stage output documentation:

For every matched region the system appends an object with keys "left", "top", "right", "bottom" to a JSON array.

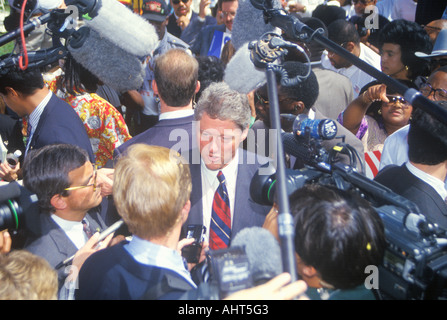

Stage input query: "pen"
[{"left": 55, "top": 219, "right": 124, "bottom": 269}]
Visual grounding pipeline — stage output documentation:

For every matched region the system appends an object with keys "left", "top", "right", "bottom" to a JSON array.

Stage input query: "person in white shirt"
[
  {"left": 320, "top": 19, "right": 381, "bottom": 97},
  {"left": 379, "top": 66, "right": 447, "bottom": 171},
  {"left": 375, "top": 100, "right": 447, "bottom": 230}
]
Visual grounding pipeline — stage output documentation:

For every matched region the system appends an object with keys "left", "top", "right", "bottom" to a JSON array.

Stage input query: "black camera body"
[
  {"left": 250, "top": 128, "right": 447, "bottom": 300},
  {"left": 376, "top": 205, "right": 447, "bottom": 300},
  {"left": 0, "top": 182, "right": 40, "bottom": 236},
  {"left": 182, "top": 224, "right": 206, "bottom": 263}
]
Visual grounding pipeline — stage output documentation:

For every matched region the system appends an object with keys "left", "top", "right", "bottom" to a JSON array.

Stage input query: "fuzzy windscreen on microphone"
[
  {"left": 231, "top": 0, "right": 282, "bottom": 51},
  {"left": 68, "top": 27, "right": 145, "bottom": 93},
  {"left": 85, "top": 0, "right": 159, "bottom": 57}
]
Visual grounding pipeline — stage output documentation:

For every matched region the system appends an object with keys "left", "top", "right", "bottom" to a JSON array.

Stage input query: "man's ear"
[
  {"left": 292, "top": 101, "right": 306, "bottom": 115},
  {"left": 50, "top": 194, "right": 68, "bottom": 211},
  {"left": 181, "top": 200, "right": 191, "bottom": 224},
  {"left": 195, "top": 80, "right": 201, "bottom": 94},
  {"left": 301, "top": 264, "right": 318, "bottom": 278},
  {"left": 152, "top": 80, "right": 158, "bottom": 96},
  {"left": 345, "top": 41, "right": 356, "bottom": 53}
]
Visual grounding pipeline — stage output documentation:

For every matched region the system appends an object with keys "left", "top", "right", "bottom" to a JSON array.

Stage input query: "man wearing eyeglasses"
[
  {"left": 379, "top": 66, "right": 447, "bottom": 171},
  {"left": 22, "top": 144, "right": 124, "bottom": 300},
  {"left": 189, "top": 0, "right": 238, "bottom": 57},
  {"left": 167, "top": 0, "right": 217, "bottom": 44}
]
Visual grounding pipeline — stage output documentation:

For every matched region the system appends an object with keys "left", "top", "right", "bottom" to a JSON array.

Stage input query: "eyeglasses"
[
  {"left": 255, "top": 91, "right": 269, "bottom": 106},
  {"left": 419, "top": 83, "right": 447, "bottom": 101},
  {"left": 64, "top": 165, "right": 98, "bottom": 192},
  {"left": 172, "top": 0, "right": 189, "bottom": 5},
  {"left": 383, "top": 95, "right": 411, "bottom": 107},
  {"left": 421, "top": 25, "right": 442, "bottom": 32},
  {"left": 430, "top": 59, "right": 447, "bottom": 68},
  {"left": 221, "top": 11, "right": 236, "bottom": 18}
]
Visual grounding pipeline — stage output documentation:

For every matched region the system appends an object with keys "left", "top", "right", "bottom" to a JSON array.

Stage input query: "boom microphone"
[
  {"left": 66, "top": 0, "right": 159, "bottom": 57},
  {"left": 231, "top": 226, "right": 283, "bottom": 285},
  {"left": 223, "top": 41, "right": 267, "bottom": 94},
  {"left": 68, "top": 26, "right": 145, "bottom": 93},
  {"left": 231, "top": 0, "right": 281, "bottom": 51}
]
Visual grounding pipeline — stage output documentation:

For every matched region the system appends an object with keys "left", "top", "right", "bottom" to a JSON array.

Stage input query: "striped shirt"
[{"left": 25, "top": 90, "right": 52, "bottom": 155}]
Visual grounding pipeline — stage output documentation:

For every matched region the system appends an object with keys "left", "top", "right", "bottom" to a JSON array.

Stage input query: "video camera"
[
  {"left": 250, "top": 122, "right": 447, "bottom": 300},
  {"left": 0, "top": 182, "right": 41, "bottom": 236}
]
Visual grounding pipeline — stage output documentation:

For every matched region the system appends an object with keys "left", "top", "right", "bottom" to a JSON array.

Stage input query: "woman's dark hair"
[
  {"left": 378, "top": 19, "right": 433, "bottom": 80},
  {"left": 62, "top": 53, "right": 101, "bottom": 95},
  {"left": 291, "top": 184, "right": 386, "bottom": 290},
  {"left": 23, "top": 144, "right": 90, "bottom": 213}
]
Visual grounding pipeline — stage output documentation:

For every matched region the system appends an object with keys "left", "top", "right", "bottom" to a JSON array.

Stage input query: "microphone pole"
[
  {"left": 254, "top": 0, "right": 447, "bottom": 126},
  {"left": 266, "top": 67, "right": 298, "bottom": 282},
  {"left": 0, "top": 12, "right": 52, "bottom": 47},
  {"left": 248, "top": 34, "right": 298, "bottom": 282}
]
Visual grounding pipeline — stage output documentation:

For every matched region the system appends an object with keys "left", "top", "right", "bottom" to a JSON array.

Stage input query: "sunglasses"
[
  {"left": 64, "top": 164, "right": 98, "bottom": 192},
  {"left": 172, "top": 0, "right": 189, "bottom": 4},
  {"left": 384, "top": 95, "right": 411, "bottom": 107}
]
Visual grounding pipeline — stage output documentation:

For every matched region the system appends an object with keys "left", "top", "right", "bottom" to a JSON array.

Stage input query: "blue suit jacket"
[
  {"left": 374, "top": 164, "right": 447, "bottom": 230},
  {"left": 76, "top": 242, "right": 195, "bottom": 300},
  {"left": 113, "top": 115, "right": 196, "bottom": 160},
  {"left": 183, "top": 148, "right": 272, "bottom": 241},
  {"left": 167, "top": 11, "right": 217, "bottom": 45},
  {"left": 24, "top": 210, "right": 107, "bottom": 292},
  {"left": 190, "top": 23, "right": 226, "bottom": 57},
  {"left": 27, "top": 93, "right": 94, "bottom": 162}
]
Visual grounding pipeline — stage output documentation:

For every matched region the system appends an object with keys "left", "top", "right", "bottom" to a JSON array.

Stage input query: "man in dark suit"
[
  {"left": 190, "top": 0, "right": 238, "bottom": 57},
  {"left": 167, "top": 0, "right": 216, "bottom": 44},
  {"left": 114, "top": 48, "right": 199, "bottom": 160},
  {"left": 375, "top": 101, "right": 447, "bottom": 230},
  {"left": 76, "top": 144, "right": 202, "bottom": 300},
  {"left": 185, "top": 82, "right": 272, "bottom": 250},
  {"left": 21, "top": 144, "right": 120, "bottom": 299},
  {"left": 0, "top": 68, "right": 94, "bottom": 162}
]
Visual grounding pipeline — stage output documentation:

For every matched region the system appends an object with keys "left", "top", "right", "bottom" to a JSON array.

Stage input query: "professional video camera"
[
  {"left": 250, "top": 118, "right": 447, "bottom": 300},
  {"left": 0, "top": 182, "right": 40, "bottom": 236}
]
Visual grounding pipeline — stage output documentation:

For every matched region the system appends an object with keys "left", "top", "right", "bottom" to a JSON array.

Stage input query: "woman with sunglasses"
[{"left": 338, "top": 80, "right": 416, "bottom": 153}]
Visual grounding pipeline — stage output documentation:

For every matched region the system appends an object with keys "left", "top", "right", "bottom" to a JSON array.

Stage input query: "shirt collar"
[
  {"left": 201, "top": 148, "right": 239, "bottom": 186},
  {"left": 406, "top": 162, "right": 447, "bottom": 200},
  {"left": 28, "top": 90, "right": 52, "bottom": 133},
  {"left": 159, "top": 109, "right": 194, "bottom": 121},
  {"left": 125, "top": 235, "right": 196, "bottom": 287}
]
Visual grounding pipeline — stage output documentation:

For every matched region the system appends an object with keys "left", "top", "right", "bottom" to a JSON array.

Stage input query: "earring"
[
  {"left": 405, "top": 65, "right": 409, "bottom": 71},
  {"left": 378, "top": 109, "right": 382, "bottom": 115}
]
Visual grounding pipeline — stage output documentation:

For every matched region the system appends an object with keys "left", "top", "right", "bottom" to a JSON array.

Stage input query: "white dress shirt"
[{"left": 200, "top": 149, "right": 239, "bottom": 241}]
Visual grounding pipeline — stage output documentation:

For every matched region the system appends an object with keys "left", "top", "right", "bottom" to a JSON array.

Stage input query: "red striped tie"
[{"left": 209, "top": 171, "right": 231, "bottom": 250}]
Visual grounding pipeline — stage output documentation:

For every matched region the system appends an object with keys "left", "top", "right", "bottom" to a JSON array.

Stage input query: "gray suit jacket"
[
  {"left": 183, "top": 148, "right": 272, "bottom": 241},
  {"left": 25, "top": 210, "right": 107, "bottom": 291}
]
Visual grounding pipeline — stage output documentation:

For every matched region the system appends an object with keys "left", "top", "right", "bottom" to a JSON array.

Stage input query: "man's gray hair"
[{"left": 194, "top": 81, "right": 251, "bottom": 130}]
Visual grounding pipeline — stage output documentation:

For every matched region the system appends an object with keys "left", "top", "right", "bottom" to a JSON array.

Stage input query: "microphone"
[
  {"left": 293, "top": 114, "right": 338, "bottom": 140},
  {"left": 231, "top": 226, "right": 283, "bottom": 285},
  {"left": 223, "top": 41, "right": 267, "bottom": 94},
  {"left": 231, "top": 0, "right": 282, "bottom": 51},
  {"left": 66, "top": 0, "right": 159, "bottom": 57},
  {"left": 67, "top": 26, "right": 146, "bottom": 93}
]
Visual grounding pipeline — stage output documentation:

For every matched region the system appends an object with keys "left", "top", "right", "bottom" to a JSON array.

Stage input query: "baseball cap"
[{"left": 142, "top": 0, "right": 169, "bottom": 22}]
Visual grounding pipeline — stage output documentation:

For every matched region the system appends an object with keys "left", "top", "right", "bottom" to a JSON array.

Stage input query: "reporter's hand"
[
  {"left": 0, "top": 162, "right": 20, "bottom": 181},
  {"left": 97, "top": 168, "right": 114, "bottom": 197},
  {"left": 72, "top": 232, "right": 114, "bottom": 271},
  {"left": 0, "top": 230, "right": 11, "bottom": 254},
  {"left": 225, "top": 272, "right": 308, "bottom": 300}
]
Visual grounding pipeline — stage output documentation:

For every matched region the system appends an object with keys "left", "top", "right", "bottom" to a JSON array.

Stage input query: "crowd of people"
[{"left": 0, "top": 0, "right": 447, "bottom": 301}]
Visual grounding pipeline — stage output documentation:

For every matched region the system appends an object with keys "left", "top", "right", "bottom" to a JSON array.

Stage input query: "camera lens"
[{"left": 0, "top": 200, "right": 20, "bottom": 230}]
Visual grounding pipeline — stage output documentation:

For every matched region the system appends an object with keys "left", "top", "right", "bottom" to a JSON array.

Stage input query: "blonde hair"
[
  {"left": 0, "top": 250, "right": 58, "bottom": 300},
  {"left": 113, "top": 144, "right": 192, "bottom": 239}
]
